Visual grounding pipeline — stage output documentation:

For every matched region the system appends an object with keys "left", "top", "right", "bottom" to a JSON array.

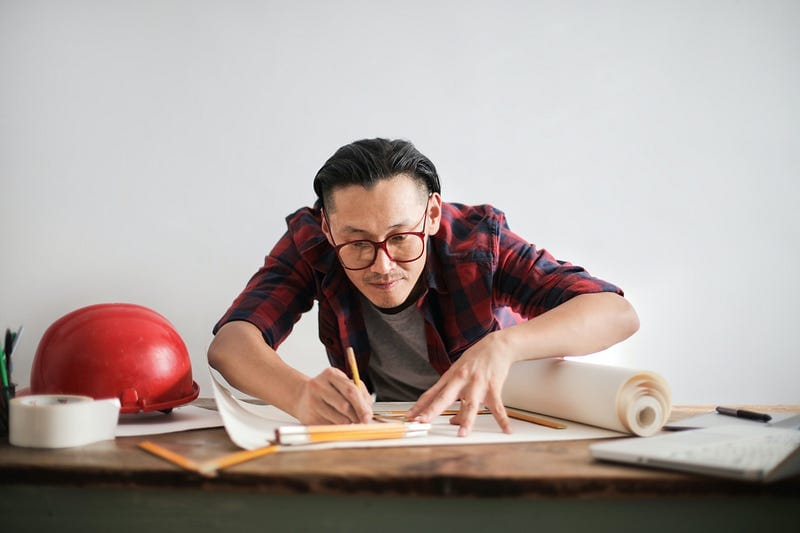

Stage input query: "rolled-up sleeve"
[
  {"left": 494, "top": 224, "right": 623, "bottom": 319},
  {"left": 213, "top": 230, "right": 316, "bottom": 348}
]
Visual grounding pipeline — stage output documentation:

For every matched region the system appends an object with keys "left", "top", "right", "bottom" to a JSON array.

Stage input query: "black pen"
[{"left": 715, "top": 406, "right": 772, "bottom": 422}]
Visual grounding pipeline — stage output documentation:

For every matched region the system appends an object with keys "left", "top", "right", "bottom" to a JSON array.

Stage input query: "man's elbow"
[
  {"left": 207, "top": 325, "right": 237, "bottom": 371},
  {"left": 207, "top": 335, "right": 224, "bottom": 371},
  {"left": 616, "top": 295, "right": 640, "bottom": 341}
]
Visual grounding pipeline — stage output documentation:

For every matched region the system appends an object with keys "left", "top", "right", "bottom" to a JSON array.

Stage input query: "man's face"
[{"left": 322, "top": 174, "right": 441, "bottom": 309}]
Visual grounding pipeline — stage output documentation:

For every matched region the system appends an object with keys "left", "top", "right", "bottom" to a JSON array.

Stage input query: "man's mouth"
[
  {"left": 370, "top": 279, "right": 400, "bottom": 290},
  {"left": 365, "top": 276, "right": 404, "bottom": 291}
]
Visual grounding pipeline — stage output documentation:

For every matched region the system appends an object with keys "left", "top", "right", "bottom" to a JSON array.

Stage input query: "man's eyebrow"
[{"left": 340, "top": 219, "right": 411, "bottom": 235}]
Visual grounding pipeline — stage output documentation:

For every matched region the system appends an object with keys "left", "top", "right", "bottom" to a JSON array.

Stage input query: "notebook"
[{"left": 589, "top": 424, "right": 800, "bottom": 483}]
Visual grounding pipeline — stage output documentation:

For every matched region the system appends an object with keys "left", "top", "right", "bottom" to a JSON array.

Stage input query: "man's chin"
[{"left": 363, "top": 284, "right": 411, "bottom": 310}]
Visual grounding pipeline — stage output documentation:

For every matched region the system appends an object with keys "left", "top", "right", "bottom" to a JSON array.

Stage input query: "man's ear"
[
  {"left": 320, "top": 208, "right": 335, "bottom": 246},
  {"left": 427, "top": 193, "right": 443, "bottom": 234}
]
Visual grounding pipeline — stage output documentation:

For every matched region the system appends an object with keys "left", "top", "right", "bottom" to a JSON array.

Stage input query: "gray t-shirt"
[{"left": 360, "top": 295, "right": 441, "bottom": 401}]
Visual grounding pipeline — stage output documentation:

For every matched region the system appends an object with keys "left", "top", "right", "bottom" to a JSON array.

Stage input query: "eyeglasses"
[{"left": 327, "top": 196, "right": 431, "bottom": 271}]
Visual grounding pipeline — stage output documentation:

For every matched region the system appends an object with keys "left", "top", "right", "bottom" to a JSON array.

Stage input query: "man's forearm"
[
  {"left": 498, "top": 292, "right": 639, "bottom": 363},
  {"left": 207, "top": 321, "right": 310, "bottom": 417}
]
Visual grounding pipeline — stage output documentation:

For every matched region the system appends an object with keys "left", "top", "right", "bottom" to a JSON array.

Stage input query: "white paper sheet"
[
  {"left": 209, "top": 367, "right": 623, "bottom": 451},
  {"left": 115, "top": 405, "right": 224, "bottom": 437}
]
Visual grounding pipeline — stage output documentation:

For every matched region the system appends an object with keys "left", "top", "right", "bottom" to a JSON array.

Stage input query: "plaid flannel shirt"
[{"left": 214, "top": 201, "right": 623, "bottom": 390}]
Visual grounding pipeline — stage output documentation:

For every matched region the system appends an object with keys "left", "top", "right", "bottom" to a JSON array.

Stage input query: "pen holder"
[{"left": 1, "top": 383, "right": 16, "bottom": 438}]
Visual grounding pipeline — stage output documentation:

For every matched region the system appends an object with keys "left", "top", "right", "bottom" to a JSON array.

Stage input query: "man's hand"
[
  {"left": 407, "top": 333, "right": 513, "bottom": 437},
  {"left": 294, "top": 367, "right": 374, "bottom": 425},
  {"left": 405, "top": 293, "right": 640, "bottom": 436}
]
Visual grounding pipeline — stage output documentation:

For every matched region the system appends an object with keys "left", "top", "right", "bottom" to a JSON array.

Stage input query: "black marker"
[{"left": 715, "top": 406, "right": 772, "bottom": 422}]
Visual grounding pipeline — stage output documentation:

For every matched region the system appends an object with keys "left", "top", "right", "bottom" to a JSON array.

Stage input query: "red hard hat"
[{"left": 31, "top": 303, "right": 199, "bottom": 414}]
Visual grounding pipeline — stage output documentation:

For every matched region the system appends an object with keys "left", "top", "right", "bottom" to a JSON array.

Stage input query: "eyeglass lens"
[{"left": 338, "top": 234, "right": 424, "bottom": 269}]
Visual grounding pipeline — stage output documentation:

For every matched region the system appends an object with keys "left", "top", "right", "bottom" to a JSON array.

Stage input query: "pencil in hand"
[{"left": 346, "top": 346, "right": 361, "bottom": 388}]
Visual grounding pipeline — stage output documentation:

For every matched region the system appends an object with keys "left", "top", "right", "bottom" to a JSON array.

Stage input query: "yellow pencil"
[
  {"left": 276, "top": 422, "right": 430, "bottom": 445},
  {"left": 372, "top": 414, "right": 408, "bottom": 423},
  {"left": 505, "top": 408, "right": 567, "bottom": 429},
  {"left": 198, "top": 443, "right": 282, "bottom": 476},
  {"left": 374, "top": 408, "right": 491, "bottom": 418},
  {"left": 138, "top": 441, "right": 203, "bottom": 473},
  {"left": 346, "top": 346, "right": 361, "bottom": 387}
]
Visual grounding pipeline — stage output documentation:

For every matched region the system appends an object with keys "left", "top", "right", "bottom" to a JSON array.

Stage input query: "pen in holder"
[
  {"left": 1, "top": 382, "right": 16, "bottom": 438},
  {"left": 2, "top": 326, "right": 22, "bottom": 438}
]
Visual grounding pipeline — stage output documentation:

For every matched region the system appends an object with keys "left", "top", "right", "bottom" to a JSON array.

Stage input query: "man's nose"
[{"left": 370, "top": 245, "right": 395, "bottom": 273}]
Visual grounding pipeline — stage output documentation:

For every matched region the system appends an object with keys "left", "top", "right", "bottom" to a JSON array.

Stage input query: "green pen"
[{"left": 0, "top": 347, "right": 9, "bottom": 404}]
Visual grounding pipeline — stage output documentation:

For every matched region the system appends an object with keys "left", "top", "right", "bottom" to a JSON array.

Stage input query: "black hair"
[{"left": 313, "top": 138, "right": 440, "bottom": 210}]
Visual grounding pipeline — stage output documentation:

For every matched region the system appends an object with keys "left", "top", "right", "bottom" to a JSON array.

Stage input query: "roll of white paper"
[
  {"left": 501, "top": 359, "right": 671, "bottom": 437},
  {"left": 9, "top": 394, "right": 121, "bottom": 448}
]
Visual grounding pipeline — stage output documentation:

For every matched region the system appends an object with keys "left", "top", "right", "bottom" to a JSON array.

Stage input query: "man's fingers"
[
  {"left": 486, "top": 397, "right": 512, "bottom": 435},
  {"left": 352, "top": 390, "right": 374, "bottom": 423},
  {"left": 316, "top": 369, "right": 373, "bottom": 424},
  {"left": 406, "top": 383, "right": 440, "bottom": 419},
  {"left": 408, "top": 381, "right": 460, "bottom": 422},
  {"left": 317, "top": 400, "right": 357, "bottom": 425},
  {"left": 358, "top": 381, "right": 374, "bottom": 404},
  {"left": 332, "top": 378, "right": 373, "bottom": 423},
  {"left": 451, "top": 398, "right": 480, "bottom": 437}
]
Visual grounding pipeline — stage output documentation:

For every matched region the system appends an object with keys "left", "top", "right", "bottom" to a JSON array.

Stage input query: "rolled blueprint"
[{"left": 502, "top": 359, "right": 671, "bottom": 437}]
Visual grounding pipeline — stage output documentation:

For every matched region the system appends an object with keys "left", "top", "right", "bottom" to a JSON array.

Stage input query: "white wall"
[{"left": 1, "top": 0, "right": 798, "bottom": 405}]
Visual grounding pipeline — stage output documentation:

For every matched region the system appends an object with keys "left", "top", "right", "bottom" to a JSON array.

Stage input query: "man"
[{"left": 208, "top": 138, "right": 639, "bottom": 436}]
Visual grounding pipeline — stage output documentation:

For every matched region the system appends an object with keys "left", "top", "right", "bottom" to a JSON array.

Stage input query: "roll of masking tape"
[{"left": 9, "top": 395, "right": 121, "bottom": 448}]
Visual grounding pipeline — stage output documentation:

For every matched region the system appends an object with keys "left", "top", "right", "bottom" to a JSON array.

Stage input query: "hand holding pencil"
[{"left": 292, "top": 347, "right": 373, "bottom": 426}]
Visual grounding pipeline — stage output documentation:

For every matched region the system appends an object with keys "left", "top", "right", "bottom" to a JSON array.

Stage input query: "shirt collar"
[{"left": 423, "top": 241, "right": 448, "bottom": 295}]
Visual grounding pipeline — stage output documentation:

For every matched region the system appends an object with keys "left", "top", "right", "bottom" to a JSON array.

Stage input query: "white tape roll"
[{"left": 9, "top": 394, "right": 121, "bottom": 448}]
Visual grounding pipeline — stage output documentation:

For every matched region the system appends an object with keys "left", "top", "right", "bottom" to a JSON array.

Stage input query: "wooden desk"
[{"left": 1, "top": 405, "right": 798, "bottom": 532}]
